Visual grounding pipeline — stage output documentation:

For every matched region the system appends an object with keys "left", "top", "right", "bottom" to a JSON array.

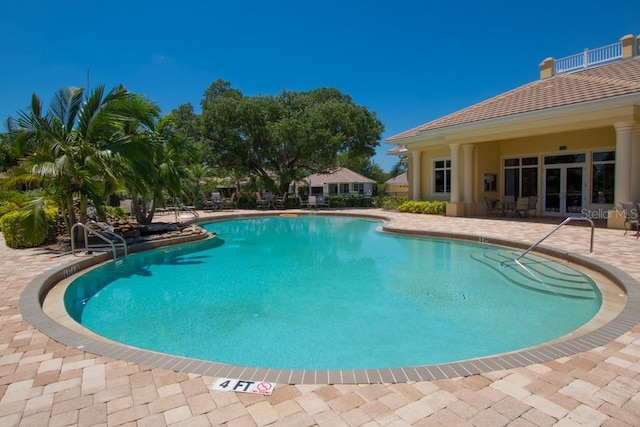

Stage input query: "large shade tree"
[{"left": 200, "top": 79, "right": 384, "bottom": 193}]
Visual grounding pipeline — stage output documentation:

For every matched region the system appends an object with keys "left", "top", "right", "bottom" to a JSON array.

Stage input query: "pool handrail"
[
  {"left": 509, "top": 217, "right": 594, "bottom": 264},
  {"left": 70, "top": 221, "right": 128, "bottom": 266},
  {"left": 174, "top": 205, "right": 199, "bottom": 225}
]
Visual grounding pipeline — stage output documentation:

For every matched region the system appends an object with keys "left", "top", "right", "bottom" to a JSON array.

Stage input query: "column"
[
  {"left": 631, "top": 125, "right": 640, "bottom": 202},
  {"left": 462, "top": 144, "right": 474, "bottom": 203},
  {"left": 411, "top": 151, "right": 421, "bottom": 200},
  {"left": 449, "top": 144, "right": 460, "bottom": 203},
  {"left": 614, "top": 122, "right": 635, "bottom": 203}
]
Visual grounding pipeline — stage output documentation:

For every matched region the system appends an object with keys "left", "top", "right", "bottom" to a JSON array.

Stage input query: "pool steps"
[{"left": 471, "top": 250, "right": 599, "bottom": 299}]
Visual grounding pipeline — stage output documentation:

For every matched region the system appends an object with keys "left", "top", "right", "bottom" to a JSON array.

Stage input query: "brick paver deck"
[{"left": 2, "top": 209, "right": 640, "bottom": 426}]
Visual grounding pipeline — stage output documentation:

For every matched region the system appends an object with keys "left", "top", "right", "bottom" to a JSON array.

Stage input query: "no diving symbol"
[
  {"left": 254, "top": 382, "right": 273, "bottom": 395},
  {"left": 210, "top": 378, "right": 276, "bottom": 395}
]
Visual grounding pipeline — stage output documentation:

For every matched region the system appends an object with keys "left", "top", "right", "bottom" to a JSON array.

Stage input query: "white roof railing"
[{"left": 554, "top": 41, "right": 623, "bottom": 74}]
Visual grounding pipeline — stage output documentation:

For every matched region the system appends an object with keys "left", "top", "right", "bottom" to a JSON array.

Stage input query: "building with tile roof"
[
  {"left": 385, "top": 172, "right": 409, "bottom": 196},
  {"left": 387, "top": 34, "right": 640, "bottom": 227},
  {"left": 302, "top": 167, "right": 377, "bottom": 196}
]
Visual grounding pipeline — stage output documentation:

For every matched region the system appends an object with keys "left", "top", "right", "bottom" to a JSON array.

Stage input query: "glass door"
[
  {"left": 565, "top": 166, "right": 585, "bottom": 214},
  {"left": 543, "top": 165, "right": 585, "bottom": 216},
  {"left": 544, "top": 168, "right": 561, "bottom": 214}
]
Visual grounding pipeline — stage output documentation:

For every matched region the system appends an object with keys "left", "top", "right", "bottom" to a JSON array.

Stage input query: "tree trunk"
[
  {"left": 130, "top": 190, "right": 147, "bottom": 224},
  {"left": 79, "top": 194, "right": 88, "bottom": 225}
]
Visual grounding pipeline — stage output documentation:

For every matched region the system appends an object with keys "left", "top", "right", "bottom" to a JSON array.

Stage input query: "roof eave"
[{"left": 396, "top": 92, "right": 640, "bottom": 147}]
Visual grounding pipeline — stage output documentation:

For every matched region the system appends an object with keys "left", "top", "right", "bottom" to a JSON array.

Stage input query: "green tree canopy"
[
  {"left": 200, "top": 79, "right": 384, "bottom": 193},
  {"left": 3, "top": 85, "right": 160, "bottom": 235}
]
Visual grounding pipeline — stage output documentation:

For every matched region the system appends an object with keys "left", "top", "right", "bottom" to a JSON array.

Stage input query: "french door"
[{"left": 543, "top": 164, "right": 585, "bottom": 216}]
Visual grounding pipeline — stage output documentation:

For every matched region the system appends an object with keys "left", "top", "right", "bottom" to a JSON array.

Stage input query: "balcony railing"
[{"left": 554, "top": 41, "right": 623, "bottom": 74}]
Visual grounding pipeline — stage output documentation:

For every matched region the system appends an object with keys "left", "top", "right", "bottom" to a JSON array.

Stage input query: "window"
[
  {"left": 353, "top": 183, "right": 364, "bottom": 194},
  {"left": 340, "top": 183, "right": 349, "bottom": 194},
  {"left": 503, "top": 156, "right": 538, "bottom": 198},
  {"left": 591, "top": 151, "right": 615, "bottom": 204},
  {"left": 434, "top": 160, "right": 451, "bottom": 193}
]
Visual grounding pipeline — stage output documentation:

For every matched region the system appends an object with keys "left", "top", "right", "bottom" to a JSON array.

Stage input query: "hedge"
[
  {"left": 0, "top": 201, "right": 20, "bottom": 230},
  {"left": 397, "top": 200, "right": 446, "bottom": 215},
  {"left": 0, "top": 191, "right": 30, "bottom": 206},
  {"left": 0, "top": 207, "right": 58, "bottom": 248}
]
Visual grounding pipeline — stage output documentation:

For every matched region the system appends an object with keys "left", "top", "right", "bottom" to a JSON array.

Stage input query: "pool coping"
[{"left": 20, "top": 212, "right": 640, "bottom": 384}]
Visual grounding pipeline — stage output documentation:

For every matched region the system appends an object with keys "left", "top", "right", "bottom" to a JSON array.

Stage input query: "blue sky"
[{"left": 1, "top": 1, "right": 638, "bottom": 172}]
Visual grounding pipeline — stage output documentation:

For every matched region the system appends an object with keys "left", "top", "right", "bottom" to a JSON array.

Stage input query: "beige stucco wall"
[
  {"left": 412, "top": 126, "right": 619, "bottom": 216},
  {"left": 475, "top": 141, "right": 501, "bottom": 214},
  {"left": 499, "top": 127, "right": 615, "bottom": 157},
  {"left": 408, "top": 146, "right": 451, "bottom": 201}
]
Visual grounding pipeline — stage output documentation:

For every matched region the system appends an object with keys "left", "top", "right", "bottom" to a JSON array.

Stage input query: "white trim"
[
  {"left": 432, "top": 157, "right": 451, "bottom": 196},
  {"left": 388, "top": 92, "right": 640, "bottom": 146}
]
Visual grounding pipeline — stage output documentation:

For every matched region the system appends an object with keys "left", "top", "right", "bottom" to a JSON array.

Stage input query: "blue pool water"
[{"left": 64, "top": 216, "right": 601, "bottom": 370}]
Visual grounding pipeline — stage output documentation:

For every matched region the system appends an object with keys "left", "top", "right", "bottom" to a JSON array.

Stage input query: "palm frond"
[
  {"left": 77, "top": 84, "right": 106, "bottom": 139},
  {"left": 50, "top": 87, "right": 84, "bottom": 132},
  {"left": 19, "top": 197, "right": 48, "bottom": 244}
]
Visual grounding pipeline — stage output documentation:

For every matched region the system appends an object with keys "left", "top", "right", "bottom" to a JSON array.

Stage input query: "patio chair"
[
  {"left": 307, "top": 195, "right": 318, "bottom": 209},
  {"left": 274, "top": 194, "right": 287, "bottom": 209},
  {"left": 297, "top": 195, "right": 308, "bottom": 209},
  {"left": 203, "top": 192, "right": 216, "bottom": 212},
  {"left": 484, "top": 197, "right": 499, "bottom": 216},
  {"left": 317, "top": 195, "right": 329, "bottom": 209},
  {"left": 211, "top": 192, "right": 223, "bottom": 211},
  {"left": 619, "top": 201, "right": 639, "bottom": 237},
  {"left": 219, "top": 193, "right": 236, "bottom": 210},
  {"left": 119, "top": 199, "right": 134, "bottom": 217},
  {"left": 255, "top": 192, "right": 270, "bottom": 210},
  {"left": 527, "top": 196, "right": 538, "bottom": 217},
  {"left": 500, "top": 195, "right": 516, "bottom": 216},
  {"left": 514, "top": 197, "right": 530, "bottom": 217}
]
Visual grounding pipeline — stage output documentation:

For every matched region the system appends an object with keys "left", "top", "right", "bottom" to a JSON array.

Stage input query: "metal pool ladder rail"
[
  {"left": 71, "top": 221, "right": 128, "bottom": 267},
  {"left": 507, "top": 217, "right": 594, "bottom": 265},
  {"left": 174, "top": 205, "right": 199, "bottom": 225}
]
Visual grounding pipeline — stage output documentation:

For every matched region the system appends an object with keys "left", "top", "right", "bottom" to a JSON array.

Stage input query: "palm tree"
[
  {"left": 3, "top": 85, "right": 159, "bottom": 237},
  {"left": 186, "top": 163, "right": 214, "bottom": 207},
  {"left": 123, "top": 115, "right": 195, "bottom": 224}
]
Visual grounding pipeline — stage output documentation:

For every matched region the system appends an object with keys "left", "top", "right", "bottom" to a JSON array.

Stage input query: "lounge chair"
[
  {"left": 119, "top": 199, "right": 134, "bottom": 217},
  {"left": 255, "top": 192, "right": 270, "bottom": 210},
  {"left": 274, "top": 194, "right": 287, "bottom": 209},
  {"left": 203, "top": 193, "right": 216, "bottom": 212},
  {"left": 211, "top": 192, "right": 223, "bottom": 211},
  {"left": 297, "top": 196, "right": 308, "bottom": 209},
  {"left": 307, "top": 195, "right": 317, "bottom": 209},
  {"left": 219, "top": 193, "right": 236, "bottom": 210},
  {"left": 316, "top": 195, "right": 329, "bottom": 209},
  {"left": 619, "top": 201, "right": 639, "bottom": 237}
]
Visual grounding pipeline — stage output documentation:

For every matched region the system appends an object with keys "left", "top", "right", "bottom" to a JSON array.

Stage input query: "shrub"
[
  {"left": 103, "top": 205, "right": 128, "bottom": 221},
  {"left": 398, "top": 200, "right": 446, "bottom": 215},
  {"left": 0, "top": 201, "right": 20, "bottom": 231},
  {"left": 375, "top": 195, "right": 408, "bottom": 210},
  {"left": 0, "top": 191, "right": 30, "bottom": 206},
  {"left": 1, "top": 207, "right": 58, "bottom": 248}
]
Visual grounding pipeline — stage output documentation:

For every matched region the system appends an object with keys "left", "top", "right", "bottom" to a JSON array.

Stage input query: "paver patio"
[{"left": 1, "top": 209, "right": 639, "bottom": 426}]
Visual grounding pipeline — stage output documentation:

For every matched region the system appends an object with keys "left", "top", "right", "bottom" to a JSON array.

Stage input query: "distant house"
[
  {"left": 386, "top": 34, "right": 640, "bottom": 228},
  {"left": 385, "top": 172, "right": 409, "bottom": 196},
  {"left": 302, "top": 167, "right": 376, "bottom": 196}
]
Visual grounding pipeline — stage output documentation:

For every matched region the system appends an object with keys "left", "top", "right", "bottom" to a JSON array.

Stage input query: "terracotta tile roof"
[
  {"left": 304, "top": 167, "right": 376, "bottom": 184},
  {"left": 388, "top": 57, "right": 640, "bottom": 141},
  {"left": 385, "top": 172, "right": 408, "bottom": 185},
  {"left": 386, "top": 144, "right": 408, "bottom": 155}
]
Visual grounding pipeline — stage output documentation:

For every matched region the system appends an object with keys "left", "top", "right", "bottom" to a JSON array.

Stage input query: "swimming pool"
[{"left": 63, "top": 216, "right": 602, "bottom": 371}]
